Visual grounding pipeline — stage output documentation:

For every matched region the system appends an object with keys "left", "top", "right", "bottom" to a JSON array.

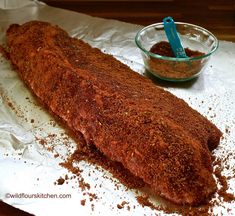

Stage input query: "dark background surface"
[
  {"left": 1, "top": 0, "right": 235, "bottom": 216},
  {"left": 41, "top": 0, "right": 235, "bottom": 41}
]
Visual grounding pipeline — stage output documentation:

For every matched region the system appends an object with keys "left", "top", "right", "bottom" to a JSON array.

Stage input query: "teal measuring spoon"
[{"left": 163, "top": 16, "right": 187, "bottom": 58}]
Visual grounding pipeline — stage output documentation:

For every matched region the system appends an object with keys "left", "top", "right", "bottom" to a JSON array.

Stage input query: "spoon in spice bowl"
[
  {"left": 163, "top": 16, "right": 188, "bottom": 58},
  {"left": 135, "top": 19, "right": 218, "bottom": 81}
]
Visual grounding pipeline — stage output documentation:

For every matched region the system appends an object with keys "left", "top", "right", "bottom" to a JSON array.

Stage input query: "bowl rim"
[{"left": 135, "top": 22, "right": 219, "bottom": 61}]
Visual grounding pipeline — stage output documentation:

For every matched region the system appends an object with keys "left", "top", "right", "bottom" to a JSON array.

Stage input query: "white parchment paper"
[{"left": 0, "top": 1, "right": 235, "bottom": 215}]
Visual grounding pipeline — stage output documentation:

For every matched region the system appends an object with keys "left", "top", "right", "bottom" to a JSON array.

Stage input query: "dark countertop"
[{"left": 42, "top": 0, "right": 235, "bottom": 42}]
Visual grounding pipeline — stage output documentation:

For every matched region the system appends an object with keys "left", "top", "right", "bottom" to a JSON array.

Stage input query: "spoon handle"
[{"left": 163, "top": 16, "right": 187, "bottom": 58}]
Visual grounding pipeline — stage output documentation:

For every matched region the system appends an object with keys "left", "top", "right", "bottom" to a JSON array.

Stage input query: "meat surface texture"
[{"left": 6, "top": 21, "right": 222, "bottom": 206}]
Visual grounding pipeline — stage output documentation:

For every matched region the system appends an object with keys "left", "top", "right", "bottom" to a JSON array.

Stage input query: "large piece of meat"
[{"left": 6, "top": 21, "right": 222, "bottom": 206}]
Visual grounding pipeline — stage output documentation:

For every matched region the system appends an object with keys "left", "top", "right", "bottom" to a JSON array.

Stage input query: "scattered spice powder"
[
  {"left": 80, "top": 199, "right": 86, "bottom": 206},
  {"left": 39, "top": 139, "right": 46, "bottom": 145},
  {"left": 56, "top": 177, "right": 65, "bottom": 185},
  {"left": 87, "top": 193, "right": 98, "bottom": 202},
  {"left": 54, "top": 153, "right": 59, "bottom": 158},
  {"left": 117, "top": 201, "right": 129, "bottom": 209},
  {"left": 78, "top": 178, "right": 90, "bottom": 191},
  {"left": 214, "top": 160, "right": 235, "bottom": 203},
  {"left": 117, "top": 204, "right": 122, "bottom": 209}
]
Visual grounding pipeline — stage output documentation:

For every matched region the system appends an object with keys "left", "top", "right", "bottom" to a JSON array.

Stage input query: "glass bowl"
[{"left": 135, "top": 22, "right": 218, "bottom": 82}]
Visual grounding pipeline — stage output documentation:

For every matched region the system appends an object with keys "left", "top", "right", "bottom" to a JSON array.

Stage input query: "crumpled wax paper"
[{"left": 0, "top": 1, "right": 235, "bottom": 215}]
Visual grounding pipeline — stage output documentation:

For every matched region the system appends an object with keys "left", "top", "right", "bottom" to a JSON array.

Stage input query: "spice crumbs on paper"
[
  {"left": 117, "top": 201, "right": 129, "bottom": 209},
  {"left": 80, "top": 199, "right": 86, "bottom": 206},
  {"left": 56, "top": 177, "right": 65, "bottom": 185}
]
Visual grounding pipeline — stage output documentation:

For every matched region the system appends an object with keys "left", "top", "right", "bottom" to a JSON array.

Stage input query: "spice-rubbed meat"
[{"left": 6, "top": 21, "right": 222, "bottom": 206}]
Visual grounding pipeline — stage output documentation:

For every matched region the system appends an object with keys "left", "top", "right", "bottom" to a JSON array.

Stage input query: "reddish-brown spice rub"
[
  {"left": 148, "top": 41, "right": 206, "bottom": 79},
  {"left": 150, "top": 41, "right": 204, "bottom": 58},
  {"left": 6, "top": 21, "right": 222, "bottom": 206}
]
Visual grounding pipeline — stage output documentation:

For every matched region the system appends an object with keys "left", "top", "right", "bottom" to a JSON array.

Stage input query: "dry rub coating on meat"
[{"left": 6, "top": 21, "right": 222, "bottom": 206}]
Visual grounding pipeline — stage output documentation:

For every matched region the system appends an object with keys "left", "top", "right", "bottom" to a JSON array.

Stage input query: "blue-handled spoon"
[{"left": 163, "top": 16, "right": 187, "bottom": 58}]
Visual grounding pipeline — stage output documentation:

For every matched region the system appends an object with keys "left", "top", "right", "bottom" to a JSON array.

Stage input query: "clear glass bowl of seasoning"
[{"left": 135, "top": 22, "right": 219, "bottom": 82}]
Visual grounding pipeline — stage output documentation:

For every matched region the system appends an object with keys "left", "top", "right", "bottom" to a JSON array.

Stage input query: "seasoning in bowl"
[
  {"left": 135, "top": 22, "right": 219, "bottom": 82},
  {"left": 148, "top": 41, "right": 205, "bottom": 80},
  {"left": 150, "top": 41, "right": 204, "bottom": 58}
]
